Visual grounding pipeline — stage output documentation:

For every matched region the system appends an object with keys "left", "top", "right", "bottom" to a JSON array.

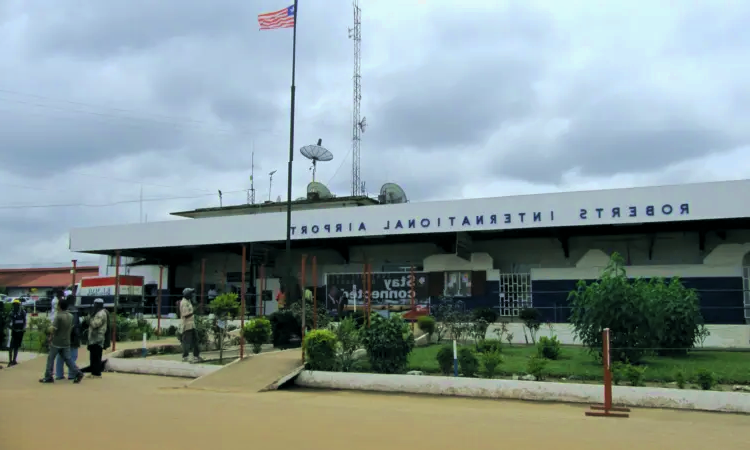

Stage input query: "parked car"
[{"left": 34, "top": 297, "right": 53, "bottom": 312}]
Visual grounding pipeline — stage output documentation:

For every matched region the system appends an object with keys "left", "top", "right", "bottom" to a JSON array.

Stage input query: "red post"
[
  {"left": 157, "top": 266, "right": 164, "bottom": 335},
  {"left": 410, "top": 265, "right": 416, "bottom": 332},
  {"left": 70, "top": 259, "right": 77, "bottom": 291},
  {"left": 200, "top": 258, "right": 206, "bottom": 314},
  {"left": 260, "top": 264, "right": 266, "bottom": 316},
  {"left": 300, "top": 254, "right": 307, "bottom": 362},
  {"left": 112, "top": 251, "right": 121, "bottom": 352},
  {"left": 361, "top": 260, "right": 367, "bottom": 316},
  {"left": 312, "top": 255, "right": 318, "bottom": 329},
  {"left": 240, "top": 245, "right": 247, "bottom": 359},
  {"left": 585, "top": 328, "right": 630, "bottom": 418},
  {"left": 366, "top": 262, "right": 372, "bottom": 328}
]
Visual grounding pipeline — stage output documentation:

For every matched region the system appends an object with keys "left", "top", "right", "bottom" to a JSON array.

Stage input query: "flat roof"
[
  {"left": 69, "top": 179, "right": 750, "bottom": 253},
  {"left": 171, "top": 195, "right": 379, "bottom": 218}
]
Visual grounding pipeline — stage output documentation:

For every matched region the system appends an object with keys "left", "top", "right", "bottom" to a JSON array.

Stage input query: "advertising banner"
[{"left": 325, "top": 271, "right": 429, "bottom": 315}]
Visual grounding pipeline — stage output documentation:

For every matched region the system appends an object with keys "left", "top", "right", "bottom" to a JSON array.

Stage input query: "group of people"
[
  {"left": 0, "top": 290, "right": 111, "bottom": 383},
  {"left": 39, "top": 294, "right": 111, "bottom": 383}
]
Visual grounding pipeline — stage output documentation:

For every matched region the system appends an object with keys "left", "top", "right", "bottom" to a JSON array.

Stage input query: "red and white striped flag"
[{"left": 258, "top": 5, "right": 296, "bottom": 30}]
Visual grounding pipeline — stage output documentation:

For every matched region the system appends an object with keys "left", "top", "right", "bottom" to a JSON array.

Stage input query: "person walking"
[
  {"left": 7, "top": 299, "right": 27, "bottom": 367},
  {"left": 179, "top": 288, "right": 203, "bottom": 363},
  {"left": 85, "top": 298, "right": 109, "bottom": 378},
  {"left": 39, "top": 298, "right": 83, "bottom": 383},
  {"left": 55, "top": 296, "right": 81, "bottom": 380}
]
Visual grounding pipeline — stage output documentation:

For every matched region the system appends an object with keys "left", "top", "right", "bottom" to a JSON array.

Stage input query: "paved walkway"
[{"left": 188, "top": 349, "right": 303, "bottom": 392}]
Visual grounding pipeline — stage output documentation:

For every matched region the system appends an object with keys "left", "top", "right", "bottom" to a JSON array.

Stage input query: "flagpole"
[{"left": 285, "top": 0, "right": 299, "bottom": 299}]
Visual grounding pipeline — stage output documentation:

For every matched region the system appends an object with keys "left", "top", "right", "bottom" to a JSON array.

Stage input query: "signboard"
[{"left": 325, "top": 271, "right": 429, "bottom": 314}]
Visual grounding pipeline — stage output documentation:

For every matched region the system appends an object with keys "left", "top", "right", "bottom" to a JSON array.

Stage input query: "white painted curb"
[
  {"left": 295, "top": 371, "right": 750, "bottom": 414},
  {"left": 106, "top": 357, "right": 221, "bottom": 378}
]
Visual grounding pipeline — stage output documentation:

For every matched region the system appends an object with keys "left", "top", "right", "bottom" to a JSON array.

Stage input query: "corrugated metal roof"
[{"left": 0, "top": 267, "right": 98, "bottom": 288}]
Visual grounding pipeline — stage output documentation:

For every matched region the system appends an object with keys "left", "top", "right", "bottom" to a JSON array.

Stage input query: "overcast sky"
[{"left": 1, "top": 0, "right": 749, "bottom": 266}]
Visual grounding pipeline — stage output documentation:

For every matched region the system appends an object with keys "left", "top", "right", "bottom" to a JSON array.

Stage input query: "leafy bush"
[
  {"left": 136, "top": 319, "right": 154, "bottom": 339},
  {"left": 625, "top": 364, "right": 647, "bottom": 387},
  {"left": 333, "top": 317, "right": 360, "bottom": 372},
  {"left": 472, "top": 307, "right": 499, "bottom": 324},
  {"left": 526, "top": 355, "right": 548, "bottom": 381},
  {"left": 675, "top": 370, "right": 686, "bottom": 389},
  {"left": 536, "top": 335, "right": 562, "bottom": 360},
  {"left": 127, "top": 328, "right": 144, "bottom": 341},
  {"left": 209, "top": 293, "right": 239, "bottom": 318},
  {"left": 166, "top": 325, "right": 177, "bottom": 336},
  {"left": 268, "top": 310, "right": 300, "bottom": 349},
  {"left": 695, "top": 369, "right": 717, "bottom": 390},
  {"left": 519, "top": 308, "right": 542, "bottom": 344},
  {"left": 303, "top": 329, "right": 338, "bottom": 371},
  {"left": 436, "top": 345, "right": 454, "bottom": 376},
  {"left": 569, "top": 254, "right": 705, "bottom": 363},
  {"left": 115, "top": 314, "right": 135, "bottom": 342},
  {"left": 476, "top": 339, "right": 503, "bottom": 354},
  {"left": 29, "top": 317, "right": 52, "bottom": 353},
  {"left": 611, "top": 362, "right": 625, "bottom": 386},
  {"left": 360, "top": 314, "right": 415, "bottom": 374},
  {"left": 480, "top": 350, "right": 503, "bottom": 378},
  {"left": 243, "top": 318, "right": 272, "bottom": 354},
  {"left": 416, "top": 315, "right": 436, "bottom": 341},
  {"left": 458, "top": 347, "right": 479, "bottom": 377},
  {"left": 644, "top": 277, "right": 702, "bottom": 356}
]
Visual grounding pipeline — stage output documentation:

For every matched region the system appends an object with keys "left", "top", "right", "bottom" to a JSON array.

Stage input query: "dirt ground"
[{"left": 1, "top": 351, "right": 749, "bottom": 450}]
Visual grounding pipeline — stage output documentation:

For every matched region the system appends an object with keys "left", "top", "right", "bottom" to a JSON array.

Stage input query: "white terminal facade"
[{"left": 69, "top": 179, "right": 750, "bottom": 348}]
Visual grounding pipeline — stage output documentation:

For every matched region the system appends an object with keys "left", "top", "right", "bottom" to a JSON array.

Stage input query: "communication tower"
[{"left": 348, "top": 0, "right": 366, "bottom": 196}]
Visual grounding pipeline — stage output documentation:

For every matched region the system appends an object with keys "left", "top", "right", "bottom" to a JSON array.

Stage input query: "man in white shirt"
[
  {"left": 49, "top": 290, "right": 62, "bottom": 322},
  {"left": 179, "top": 288, "right": 203, "bottom": 363}
]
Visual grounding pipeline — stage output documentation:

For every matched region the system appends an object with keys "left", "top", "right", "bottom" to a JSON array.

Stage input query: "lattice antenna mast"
[{"left": 348, "top": 0, "right": 366, "bottom": 196}]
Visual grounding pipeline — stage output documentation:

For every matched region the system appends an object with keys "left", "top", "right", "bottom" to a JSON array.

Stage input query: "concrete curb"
[
  {"left": 260, "top": 365, "right": 304, "bottom": 392},
  {"left": 295, "top": 371, "right": 750, "bottom": 414},
  {"left": 105, "top": 357, "right": 221, "bottom": 378}
]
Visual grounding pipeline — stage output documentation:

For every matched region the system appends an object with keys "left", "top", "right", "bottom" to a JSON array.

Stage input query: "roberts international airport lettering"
[{"left": 290, "top": 202, "right": 691, "bottom": 237}]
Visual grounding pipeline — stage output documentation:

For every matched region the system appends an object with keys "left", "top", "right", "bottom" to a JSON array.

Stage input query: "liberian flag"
[{"left": 258, "top": 5, "right": 296, "bottom": 30}]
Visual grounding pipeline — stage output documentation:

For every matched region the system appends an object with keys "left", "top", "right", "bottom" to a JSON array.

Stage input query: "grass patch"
[{"left": 408, "top": 344, "right": 750, "bottom": 385}]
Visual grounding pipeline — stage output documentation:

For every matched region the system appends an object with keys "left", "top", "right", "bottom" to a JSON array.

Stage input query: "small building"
[
  {"left": 0, "top": 264, "right": 99, "bottom": 298},
  {"left": 69, "top": 179, "right": 750, "bottom": 347}
]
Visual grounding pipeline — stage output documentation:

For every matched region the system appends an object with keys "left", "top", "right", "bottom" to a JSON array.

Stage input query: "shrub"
[
  {"left": 28, "top": 317, "right": 52, "bottom": 353},
  {"left": 333, "top": 317, "right": 360, "bottom": 372},
  {"left": 416, "top": 315, "right": 436, "bottom": 341},
  {"left": 643, "top": 277, "right": 702, "bottom": 356},
  {"left": 243, "top": 318, "right": 272, "bottom": 354},
  {"left": 526, "top": 355, "right": 548, "bottom": 381},
  {"left": 458, "top": 347, "right": 479, "bottom": 377},
  {"left": 476, "top": 339, "right": 503, "bottom": 354},
  {"left": 303, "top": 329, "right": 338, "bottom": 371},
  {"left": 519, "top": 308, "right": 542, "bottom": 344},
  {"left": 360, "top": 315, "right": 415, "bottom": 374},
  {"left": 166, "top": 325, "right": 177, "bottom": 336},
  {"left": 536, "top": 335, "right": 562, "bottom": 360},
  {"left": 480, "top": 350, "right": 503, "bottom": 378},
  {"left": 568, "top": 254, "right": 658, "bottom": 364},
  {"left": 569, "top": 253, "right": 705, "bottom": 363},
  {"left": 675, "top": 370, "right": 686, "bottom": 389},
  {"left": 115, "top": 315, "right": 135, "bottom": 341},
  {"left": 472, "top": 307, "right": 499, "bottom": 324},
  {"left": 695, "top": 369, "right": 717, "bottom": 390},
  {"left": 209, "top": 293, "right": 239, "bottom": 318},
  {"left": 436, "top": 345, "right": 454, "bottom": 376},
  {"left": 611, "top": 362, "right": 624, "bottom": 386},
  {"left": 136, "top": 319, "right": 154, "bottom": 339},
  {"left": 268, "top": 310, "right": 300, "bottom": 349},
  {"left": 625, "top": 364, "right": 647, "bottom": 387}
]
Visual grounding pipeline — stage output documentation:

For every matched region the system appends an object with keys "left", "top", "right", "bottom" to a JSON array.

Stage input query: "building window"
[
  {"left": 444, "top": 271, "right": 471, "bottom": 297},
  {"left": 499, "top": 272, "right": 532, "bottom": 317},
  {"left": 743, "top": 265, "right": 750, "bottom": 320}
]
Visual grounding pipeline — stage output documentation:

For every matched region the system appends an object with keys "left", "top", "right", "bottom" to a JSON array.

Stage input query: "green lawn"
[{"left": 407, "top": 343, "right": 750, "bottom": 385}]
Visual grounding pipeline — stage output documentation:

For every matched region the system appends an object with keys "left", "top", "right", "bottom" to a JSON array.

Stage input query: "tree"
[
  {"left": 568, "top": 253, "right": 704, "bottom": 363},
  {"left": 209, "top": 293, "right": 239, "bottom": 362}
]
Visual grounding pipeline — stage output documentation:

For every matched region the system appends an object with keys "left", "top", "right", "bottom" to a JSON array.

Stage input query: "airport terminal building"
[{"left": 69, "top": 179, "right": 750, "bottom": 347}]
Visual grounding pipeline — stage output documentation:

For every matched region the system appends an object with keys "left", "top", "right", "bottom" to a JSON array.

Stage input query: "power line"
[
  {"left": 0, "top": 189, "right": 247, "bottom": 210},
  {"left": 0, "top": 89, "right": 284, "bottom": 137}
]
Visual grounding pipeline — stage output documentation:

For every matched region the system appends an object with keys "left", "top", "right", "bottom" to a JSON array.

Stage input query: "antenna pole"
[
  {"left": 349, "top": 0, "right": 363, "bottom": 197},
  {"left": 269, "top": 172, "right": 274, "bottom": 202},
  {"left": 139, "top": 184, "right": 143, "bottom": 223},
  {"left": 250, "top": 147, "right": 256, "bottom": 205}
]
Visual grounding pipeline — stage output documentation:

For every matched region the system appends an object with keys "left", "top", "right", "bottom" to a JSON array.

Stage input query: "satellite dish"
[
  {"left": 307, "top": 181, "right": 333, "bottom": 199},
  {"left": 300, "top": 138, "right": 333, "bottom": 182},
  {"left": 379, "top": 183, "right": 408, "bottom": 204}
]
